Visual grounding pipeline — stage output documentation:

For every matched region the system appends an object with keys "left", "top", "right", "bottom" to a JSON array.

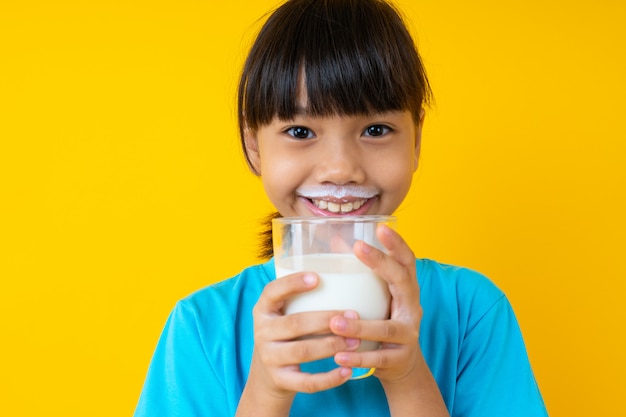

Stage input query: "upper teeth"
[{"left": 313, "top": 199, "right": 365, "bottom": 213}]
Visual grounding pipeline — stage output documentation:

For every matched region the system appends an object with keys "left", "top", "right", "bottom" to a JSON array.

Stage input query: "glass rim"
[{"left": 272, "top": 215, "right": 396, "bottom": 225}]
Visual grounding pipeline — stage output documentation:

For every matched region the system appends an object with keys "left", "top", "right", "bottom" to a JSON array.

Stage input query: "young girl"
[{"left": 134, "top": 1, "right": 547, "bottom": 416}]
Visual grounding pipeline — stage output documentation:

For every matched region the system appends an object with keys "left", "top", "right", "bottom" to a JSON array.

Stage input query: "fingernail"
[
  {"left": 339, "top": 367, "right": 352, "bottom": 378},
  {"left": 358, "top": 240, "right": 372, "bottom": 254},
  {"left": 333, "top": 316, "right": 347, "bottom": 331},
  {"left": 345, "top": 338, "right": 359, "bottom": 348},
  {"left": 336, "top": 353, "right": 349, "bottom": 365},
  {"left": 303, "top": 273, "right": 317, "bottom": 286},
  {"left": 379, "top": 223, "right": 392, "bottom": 235},
  {"left": 344, "top": 310, "right": 358, "bottom": 319}
]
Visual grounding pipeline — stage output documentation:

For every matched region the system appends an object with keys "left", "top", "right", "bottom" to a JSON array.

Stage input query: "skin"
[
  {"left": 236, "top": 108, "right": 449, "bottom": 417},
  {"left": 247, "top": 109, "right": 418, "bottom": 218}
]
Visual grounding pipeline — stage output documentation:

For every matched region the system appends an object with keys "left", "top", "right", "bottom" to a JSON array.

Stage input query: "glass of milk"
[{"left": 272, "top": 215, "right": 396, "bottom": 379}]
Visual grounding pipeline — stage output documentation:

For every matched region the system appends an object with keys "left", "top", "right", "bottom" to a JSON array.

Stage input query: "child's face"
[{"left": 244, "top": 109, "right": 423, "bottom": 218}]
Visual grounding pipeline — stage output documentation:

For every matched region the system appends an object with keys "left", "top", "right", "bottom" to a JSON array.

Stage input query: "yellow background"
[{"left": 1, "top": 0, "right": 624, "bottom": 416}]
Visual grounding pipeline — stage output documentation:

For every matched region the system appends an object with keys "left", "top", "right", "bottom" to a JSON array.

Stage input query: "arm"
[
  {"left": 330, "top": 224, "right": 449, "bottom": 417},
  {"left": 380, "top": 349, "right": 449, "bottom": 417}
]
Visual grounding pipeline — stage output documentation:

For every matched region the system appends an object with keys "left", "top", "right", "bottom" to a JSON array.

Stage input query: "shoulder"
[
  {"left": 417, "top": 260, "right": 548, "bottom": 415},
  {"left": 161, "top": 261, "right": 274, "bottom": 372},
  {"left": 416, "top": 259, "right": 507, "bottom": 330},
  {"left": 417, "top": 258, "right": 504, "bottom": 303},
  {"left": 134, "top": 262, "right": 275, "bottom": 416},
  {"left": 178, "top": 260, "right": 275, "bottom": 313},
  {"left": 164, "top": 260, "right": 274, "bottom": 345}
]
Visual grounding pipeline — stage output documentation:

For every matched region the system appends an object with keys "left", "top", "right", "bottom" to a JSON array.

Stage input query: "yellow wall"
[{"left": 1, "top": 0, "right": 624, "bottom": 415}]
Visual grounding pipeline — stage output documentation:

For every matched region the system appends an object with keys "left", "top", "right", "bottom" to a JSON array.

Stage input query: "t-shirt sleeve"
[
  {"left": 133, "top": 300, "right": 231, "bottom": 417},
  {"left": 453, "top": 295, "right": 548, "bottom": 417}
]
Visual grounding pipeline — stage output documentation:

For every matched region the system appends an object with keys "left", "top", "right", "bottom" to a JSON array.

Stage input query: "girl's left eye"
[{"left": 364, "top": 124, "right": 391, "bottom": 137}]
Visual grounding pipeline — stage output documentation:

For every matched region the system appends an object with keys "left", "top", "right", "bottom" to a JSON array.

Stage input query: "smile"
[
  {"left": 312, "top": 198, "right": 366, "bottom": 213},
  {"left": 296, "top": 185, "right": 379, "bottom": 216}
]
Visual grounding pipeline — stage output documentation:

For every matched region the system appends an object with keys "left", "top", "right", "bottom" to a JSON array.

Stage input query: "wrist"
[
  {"left": 380, "top": 350, "right": 449, "bottom": 417},
  {"left": 236, "top": 380, "right": 295, "bottom": 417},
  {"left": 236, "top": 361, "right": 295, "bottom": 417}
]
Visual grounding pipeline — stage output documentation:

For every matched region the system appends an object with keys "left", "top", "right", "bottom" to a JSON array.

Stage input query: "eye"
[
  {"left": 286, "top": 126, "right": 315, "bottom": 139},
  {"left": 364, "top": 124, "right": 391, "bottom": 137}
]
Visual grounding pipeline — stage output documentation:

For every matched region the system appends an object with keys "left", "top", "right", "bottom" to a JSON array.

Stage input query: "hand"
[
  {"left": 247, "top": 272, "right": 356, "bottom": 400},
  {"left": 329, "top": 224, "right": 423, "bottom": 384}
]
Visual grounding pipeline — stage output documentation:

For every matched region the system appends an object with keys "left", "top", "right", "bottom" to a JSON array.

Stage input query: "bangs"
[{"left": 239, "top": 0, "right": 431, "bottom": 131}]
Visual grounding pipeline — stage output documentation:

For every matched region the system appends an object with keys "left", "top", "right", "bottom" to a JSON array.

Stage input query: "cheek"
[
  {"left": 371, "top": 153, "right": 415, "bottom": 207},
  {"left": 259, "top": 152, "right": 308, "bottom": 201},
  {"left": 387, "top": 164, "right": 414, "bottom": 195},
  {"left": 374, "top": 152, "right": 415, "bottom": 186}
]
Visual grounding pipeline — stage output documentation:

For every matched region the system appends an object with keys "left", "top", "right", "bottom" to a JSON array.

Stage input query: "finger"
[
  {"left": 353, "top": 239, "right": 414, "bottom": 291},
  {"left": 334, "top": 346, "right": 408, "bottom": 371},
  {"left": 329, "top": 314, "right": 417, "bottom": 346},
  {"left": 274, "top": 366, "right": 352, "bottom": 394},
  {"left": 266, "top": 334, "right": 361, "bottom": 366},
  {"left": 353, "top": 226, "right": 418, "bottom": 307},
  {"left": 376, "top": 224, "right": 417, "bottom": 268},
  {"left": 260, "top": 310, "right": 350, "bottom": 341},
  {"left": 329, "top": 233, "right": 353, "bottom": 253},
  {"left": 255, "top": 272, "right": 318, "bottom": 314}
]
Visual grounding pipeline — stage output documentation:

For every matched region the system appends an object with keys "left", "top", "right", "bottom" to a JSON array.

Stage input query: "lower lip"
[{"left": 299, "top": 196, "right": 378, "bottom": 217}]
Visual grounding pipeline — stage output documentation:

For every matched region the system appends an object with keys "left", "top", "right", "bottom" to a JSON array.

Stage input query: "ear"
[
  {"left": 243, "top": 127, "right": 262, "bottom": 175},
  {"left": 413, "top": 108, "right": 425, "bottom": 171}
]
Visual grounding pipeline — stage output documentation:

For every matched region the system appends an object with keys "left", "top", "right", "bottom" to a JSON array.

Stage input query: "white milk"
[{"left": 275, "top": 253, "right": 390, "bottom": 351}]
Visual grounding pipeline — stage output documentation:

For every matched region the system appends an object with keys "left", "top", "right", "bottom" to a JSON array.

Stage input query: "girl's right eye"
[{"left": 285, "top": 126, "right": 314, "bottom": 139}]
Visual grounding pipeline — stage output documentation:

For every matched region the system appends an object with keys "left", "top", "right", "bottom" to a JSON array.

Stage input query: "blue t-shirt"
[{"left": 134, "top": 259, "right": 548, "bottom": 416}]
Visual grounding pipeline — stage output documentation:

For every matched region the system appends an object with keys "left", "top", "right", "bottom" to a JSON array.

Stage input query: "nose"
[{"left": 313, "top": 137, "right": 365, "bottom": 185}]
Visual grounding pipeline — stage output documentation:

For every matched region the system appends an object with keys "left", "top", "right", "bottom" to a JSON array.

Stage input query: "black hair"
[{"left": 237, "top": 0, "right": 432, "bottom": 258}]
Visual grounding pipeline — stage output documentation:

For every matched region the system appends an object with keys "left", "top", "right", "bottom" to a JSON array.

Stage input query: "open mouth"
[
  {"left": 299, "top": 196, "right": 377, "bottom": 216},
  {"left": 296, "top": 185, "right": 379, "bottom": 216},
  {"left": 311, "top": 198, "right": 367, "bottom": 213}
]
